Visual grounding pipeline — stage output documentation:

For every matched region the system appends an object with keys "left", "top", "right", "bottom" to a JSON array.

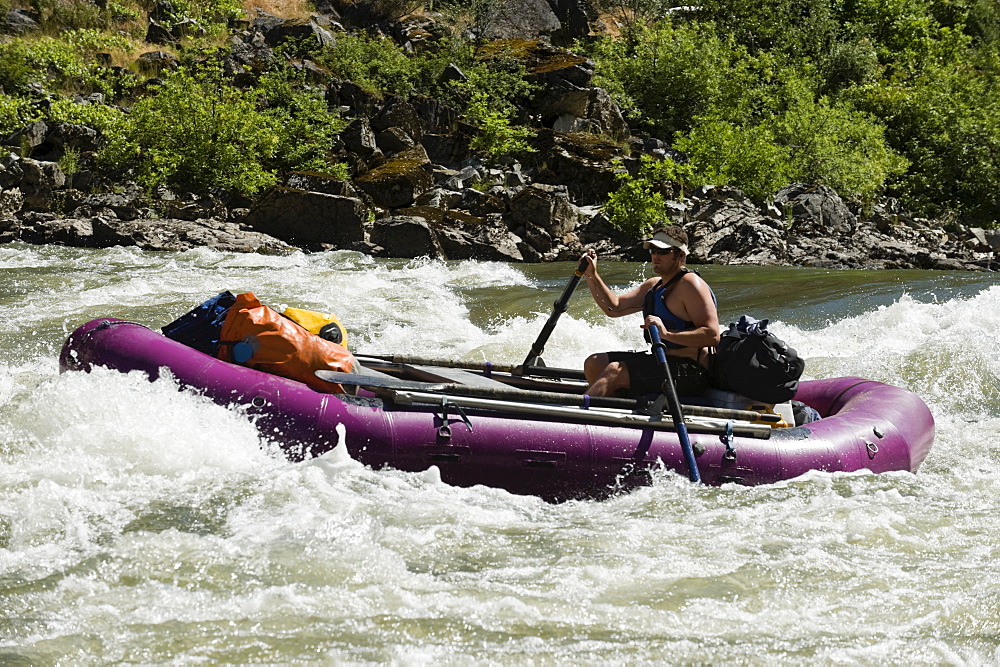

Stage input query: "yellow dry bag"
[{"left": 282, "top": 307, "right": 349, "bottom": 348}]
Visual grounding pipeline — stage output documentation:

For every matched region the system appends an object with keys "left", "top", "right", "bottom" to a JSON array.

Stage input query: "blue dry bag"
[{"left": 161, "top": 291, "right": 237, "bottom": 356}]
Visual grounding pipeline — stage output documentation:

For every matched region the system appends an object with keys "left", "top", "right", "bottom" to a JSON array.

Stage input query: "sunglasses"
[{"left": 649, "top": 247, "right": 680, "bottom": 256}]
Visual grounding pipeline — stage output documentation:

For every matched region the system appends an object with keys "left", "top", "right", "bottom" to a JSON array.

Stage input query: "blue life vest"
[{"left": 642, "top": 269, "right": 717, "bottom": 349}]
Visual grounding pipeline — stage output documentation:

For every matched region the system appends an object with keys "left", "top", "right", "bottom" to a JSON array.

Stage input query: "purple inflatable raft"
[{"left": 60, "top": 318, "right": 935, "bottom": 501}]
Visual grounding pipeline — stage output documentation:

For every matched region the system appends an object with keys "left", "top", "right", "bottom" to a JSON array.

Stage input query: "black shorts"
[{"left": 606, "top": 350, "right": 710, "bottom": 398}]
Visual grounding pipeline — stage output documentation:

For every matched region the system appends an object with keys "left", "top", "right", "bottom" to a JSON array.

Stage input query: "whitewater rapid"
[{"left": 1, "top": 243, "right": 997, "bottom": 662}]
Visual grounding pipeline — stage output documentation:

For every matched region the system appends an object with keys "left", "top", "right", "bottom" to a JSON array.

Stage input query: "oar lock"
[
  {"left": 720, "top": 420, "right": 737, "bottom": 461},
  {"left": 433, "top": 396, "right": 473, "bottom": 440},
  {"left": 866, "top": 425, "right": 885, "bottom": 459}
]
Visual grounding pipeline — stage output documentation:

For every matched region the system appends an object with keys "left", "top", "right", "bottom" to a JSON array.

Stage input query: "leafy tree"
[
  {"left": 817, "top": 38, "right": 882, "bottom": 95},
  {"left": 769, "top": 91, "right": 908, "bottom": 203},
  {"left": 314, "top": 32, "right": 428, "bottom": 97},
  {"left": 584, "top": 22, "right": 756, "bottom": 135},
  {"left": 696, "top": 0, "right": 840, "bottom": 59},
  {"left": 850, "top": 60, "right": 1000, "bottom": 220}
]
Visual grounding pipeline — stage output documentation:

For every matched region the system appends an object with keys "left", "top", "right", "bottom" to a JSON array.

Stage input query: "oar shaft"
[
  {"left": 521, "top": 257, "right": 589, "bottom": 368},
  {"left": 383, "top": 389, "right": 771, "bottom": 439},
  {"left": 317, "top": 369, "right": 779, "bottom": 424},
  {"left": 648, "top": 326, "right": 701, "bottom": 483},
  {"left": 355, "top": 355, "right": 588, "bottom": 381}
]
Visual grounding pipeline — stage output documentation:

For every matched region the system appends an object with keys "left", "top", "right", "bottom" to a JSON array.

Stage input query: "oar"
[
  {"left": 315, "top": 370, "right": 780, "bottom": 423},
  {"left": 519, "top": 256, "right": 589, "bottom": 371},
  {"left": 648, "top": 326, "right": 701, "bottom": 483},
  {"left": 355, "top": 354, "right": 587, "bottom": 381},
  {"left": 379, "top": 388, "right": 772, "bottom": 439}
]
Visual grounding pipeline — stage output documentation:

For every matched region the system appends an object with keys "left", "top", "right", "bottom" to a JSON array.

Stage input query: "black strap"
[{"left": 642, "top": 268, "right": 690, "bottom": 318}]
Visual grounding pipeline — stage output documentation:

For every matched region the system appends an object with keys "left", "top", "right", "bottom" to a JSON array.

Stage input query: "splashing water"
[{"left": 1, "top": 244, "right": 998, "bottom": 662}]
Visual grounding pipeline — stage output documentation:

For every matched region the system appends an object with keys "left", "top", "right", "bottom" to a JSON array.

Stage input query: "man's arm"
[
  {"left": 645, "top": 274, "right": 721, "bottom": 348},
  {"left": 581, "top": 252, "right": 655, "bottom": 317}
]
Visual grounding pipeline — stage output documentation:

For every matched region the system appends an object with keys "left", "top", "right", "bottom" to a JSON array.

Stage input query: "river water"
[{"left": 1, "top": 242, "right": 998, "bottom": 663}]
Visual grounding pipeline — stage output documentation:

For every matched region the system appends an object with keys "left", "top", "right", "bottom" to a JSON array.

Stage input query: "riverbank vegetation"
[{"left": 0, "top": 0, "right": 997, "bottom": 223}]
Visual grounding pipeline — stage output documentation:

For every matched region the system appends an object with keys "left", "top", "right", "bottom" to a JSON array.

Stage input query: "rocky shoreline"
[
  {"left": 3, "top": 138, "right": 996, "bottom": 271},
  {"left": 1, "top": 10, "right": 998, "bottom": 271}
]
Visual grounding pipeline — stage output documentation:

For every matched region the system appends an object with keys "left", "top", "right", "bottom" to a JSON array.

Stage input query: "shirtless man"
[{"left": 581, "top": 226, "right": 721, "bottom": 398}]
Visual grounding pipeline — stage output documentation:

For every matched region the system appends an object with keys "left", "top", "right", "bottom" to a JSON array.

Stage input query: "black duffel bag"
[{"left": 711, "top": 316, "right": 805, "bottom": 404}]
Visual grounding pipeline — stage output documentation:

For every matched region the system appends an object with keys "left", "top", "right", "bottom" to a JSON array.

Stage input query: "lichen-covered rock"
[
  {"left": 524, "top": 130, "right": 624, "bottom": 205},
  {"left": 354, "top": 145, "right": 433, "bottom": 209}
]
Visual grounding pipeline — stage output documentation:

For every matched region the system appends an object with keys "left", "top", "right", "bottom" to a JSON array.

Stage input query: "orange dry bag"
[{"left": 217, "top": 292, "right": 356, "bottom": 393}]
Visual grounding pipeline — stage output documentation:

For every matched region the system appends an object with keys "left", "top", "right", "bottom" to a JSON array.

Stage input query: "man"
[{"left": 581, "top": 226, "right": 720, "bottom": 398}]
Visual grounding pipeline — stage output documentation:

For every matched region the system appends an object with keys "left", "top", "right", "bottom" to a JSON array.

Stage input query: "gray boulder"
[
  {"left": 145, "top": 20, "right": 178, "bottom": 46},
  {"left": 683, "top": 190, "right": 788, "bottom": 265},
  {"left": 477, "top": 0, "right": 561, "bottom": 40},
  {"left": 19, "top": 159, "right": 67, "bottom": 210},
  {"left": 437, "top": 216, "right": 524, "bottom": 262},
  {"left": 372, "top": 97, "right": 423, "bottom": 142},
  {"left": 64, "top": 189, "right": 148, "bottom": 221},
  {"left": 376, "top": 127, "right": 416, "bottom": 156},
  {"left": 371, "top": 215, "right": 444, "bottom": 258},
  {"left": 0, "top": 188, "right": 24, "bottom": 220},
  {"left": 774, "top": 183, "right": 857, "bottom": 235},
  {"left": 547, "top": 87, "right": 629, "bottom": 140},
  {"left": 0, "top": 152, "right": 23, "bottom": 190},
  {"left": 243, "top": 187, "right": 368, "bottom": 246},
  {"left": 1, "top": 213, "right": 293, "bottom": 253},
  {"left": 509, "top": 183, "right": 578, "bottom": 238},
  {"left": 283, "top": 172, "right": 356, "bottom": 197},
  {"left": 4, "top": 8, "right": 41, "bottom": 34},
  {"left": 340, "top": 117, "right": 382, "bottom": 159},
  {"left": 3, "top": 121, "right": 100, "bottom": 162},
  {"left": 136, "top": 50, "right": 179, "bottom": 74}
]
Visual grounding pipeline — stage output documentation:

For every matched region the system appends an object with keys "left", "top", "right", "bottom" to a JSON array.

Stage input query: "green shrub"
[
  {"left": 604, "top": 156, "right": 687, "bottom": 238},
  {"left": 47, "top": 96, "right": 124, "bottom": 129},
  {"left": 0, "top": 95, "right": 36, "bottom": 135},
  {"left": 696, "top": 0, "right": 840, "bottom": 59},
  {"left": 851, "top": 61, "right": 1000, "bottom": 220},
  {"left": 587, "top": 0, "right": 678, "bottom": 46},
  {"left": 584, "top": 22, "right": 755, "bottom": 136},
  {"left": 818, "top": 39, "right": 882, "bottom": 95},
  {"left": 769, "top": 94, "right": 907, "bottom": 203},
  {"left": 98, "top": 66, "right": 280, "bottom": 194},
  {"left": 838, "top": 0, "right": 940, "bottom": 66},
  {"left": 465, "top": 92, "right": 534, "bottom": 160},
  {"left": 160, "top": 0, "right": 244, "bottom": 37},
  {"left": 255, "top": 66, "right": 350, "bottom": 176},
  {"left": 33, "top": 0, "right": 113, "bottom": 30},
  {"left": 315, "top": 32, "right": 425, "bottom": 97},
  {"left": 673, "top": 119, "right": 790, "bottom": 201},
  {"left": 63, "top": 28, "right": 136, "bottom": 55},
  {"left": 0, "top": 38, "right": 90, "bottom": 95},
  {"left": 445, "top": 53, "right": 536, "bottom": 112}
]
